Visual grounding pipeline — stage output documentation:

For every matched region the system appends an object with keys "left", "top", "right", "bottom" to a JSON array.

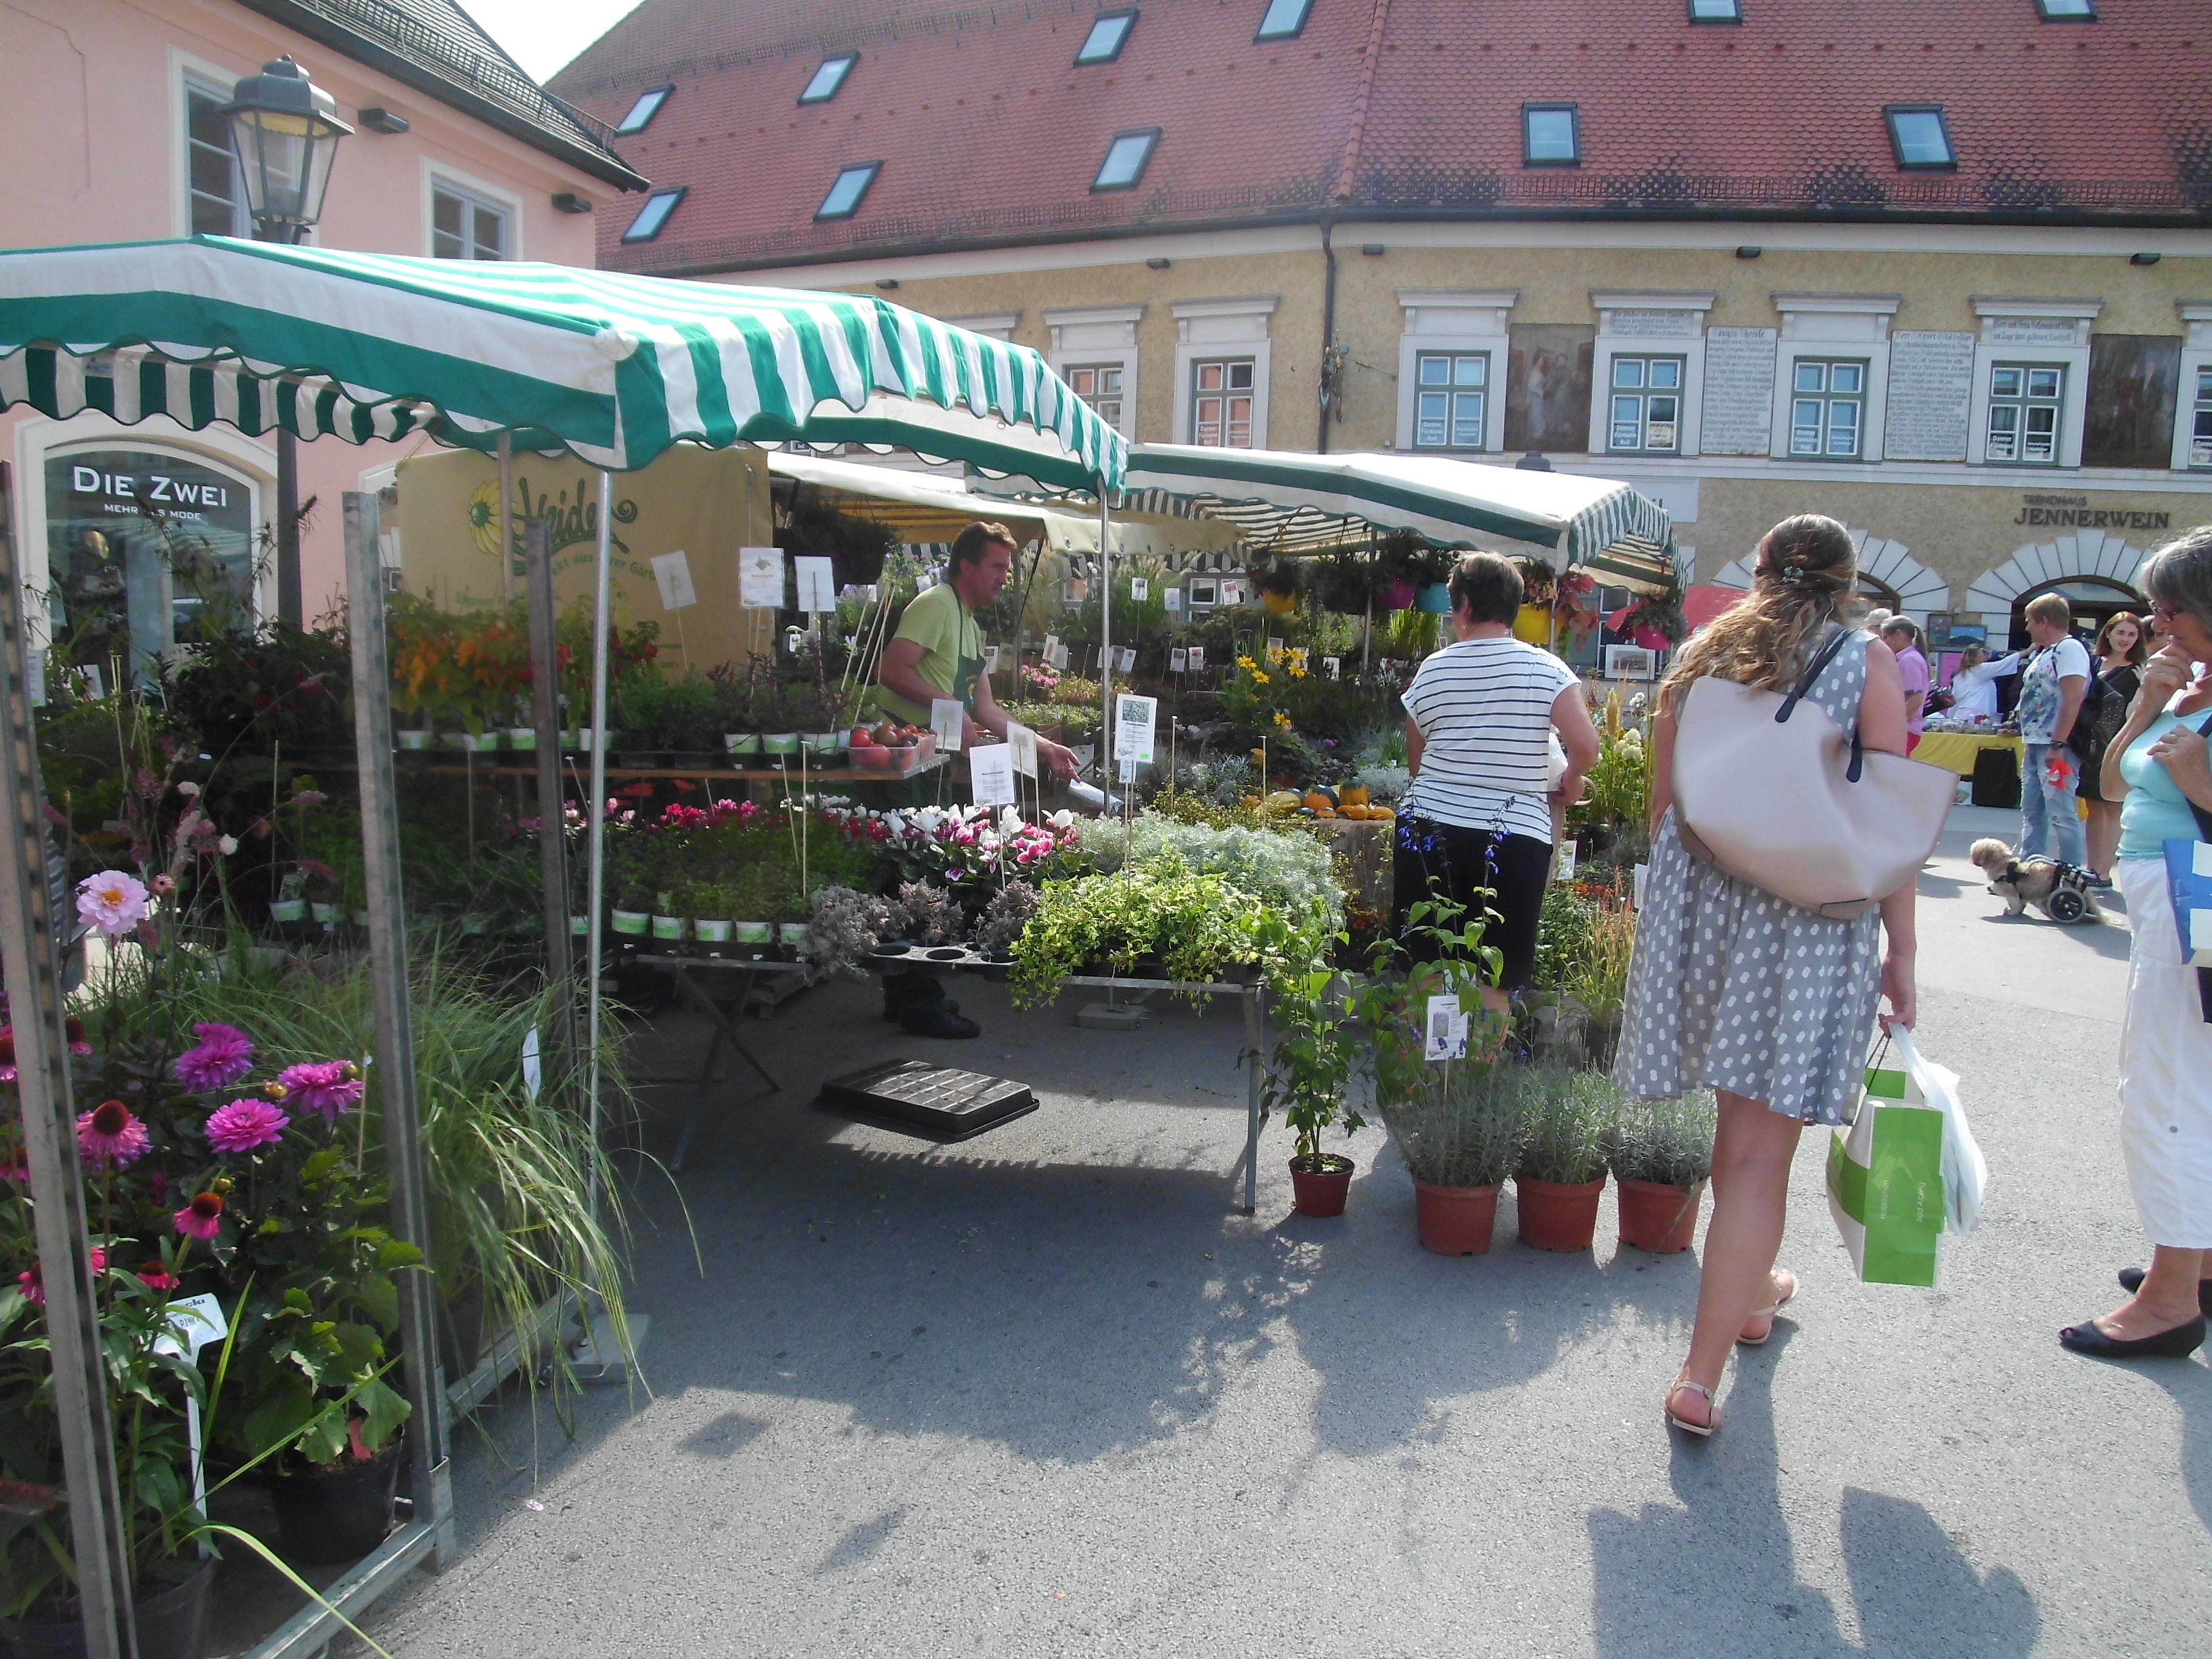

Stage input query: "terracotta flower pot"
[
  {"left": 1516, "top": 1174, "right": 1607, "bottom": 1252},
  {"left": 1412, "top": 1179, "right": 1500, "bottom": 1256},
  {"left": 1617, "top": 1177, "right": 1707, "bottom": 1254},
  {"left": 1289, "top": 1155, "right": 1355, "bottom": 1218}
]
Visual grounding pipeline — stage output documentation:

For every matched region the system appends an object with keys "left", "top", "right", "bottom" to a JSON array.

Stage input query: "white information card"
[
  {"left": 794, "top": 556, "right": 837, "bottom": 613},
  {"left": 739, "top": 547, "right": 785, "bottom": 609},
  {"left": 968, "top": 742, "right": 1015, "bottom": 806},
  {"left": 649, "top": 550, "right": 697, "bottom": 611},
  {"left": 1114, "top": 692, "right": 1158, "bottom": 764},
  {"left": 1424, "top": 994, "right": 1470, "bottom": 1062},
  {"left": 1008, "top": 720, "right": 1039, "bottom": 779},
  {"left": 929, "top": 698, "right": 966, "bottom": 752}
]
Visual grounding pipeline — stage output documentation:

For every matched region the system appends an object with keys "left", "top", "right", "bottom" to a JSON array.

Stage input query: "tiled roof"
[
  {"left": 555, "top": 0, "right": 2211, "bottom": 274},
  {"left": 234, "top": 0, "right": 649, "bottom": 189}
]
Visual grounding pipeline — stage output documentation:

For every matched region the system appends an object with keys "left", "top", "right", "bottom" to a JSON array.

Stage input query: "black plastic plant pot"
[
  {"left": 611, "top": 751, "right": 668, "bottom": 771},
  {"left": 269, "top": 1435, "right": 405, "bottom": 1565},
  {"left": 0, "top": 1559, "right": 216, "bottom": 1659},
  {"left": 665, "top": 750, "right": 717, "bottom": 769}
]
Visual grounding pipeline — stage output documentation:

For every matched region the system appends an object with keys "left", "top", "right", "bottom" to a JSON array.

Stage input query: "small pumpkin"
[{"left": 1338, "top": 784, "right": 1370, "bottom": 808}]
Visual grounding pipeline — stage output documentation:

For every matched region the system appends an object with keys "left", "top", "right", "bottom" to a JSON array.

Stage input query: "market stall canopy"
[
  {"left": 1121, "top": 445, "right": 1674, "bottom": 572},
  {"left": 0, "top": 237, "right": 1126, "bottom": 490}
]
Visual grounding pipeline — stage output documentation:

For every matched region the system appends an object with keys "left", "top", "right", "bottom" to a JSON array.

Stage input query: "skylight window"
[
  {"left": 2034, "top": 0, "right": 2096, "bottom": 18},
  {"left": 800, "top": 54, "right": 857, "bottom": 104},
  {"left": 1254, "top": 0, "right": 1313, "bottom": 42},
  {"left": 816, "top": 162, "right": 880, "bottom": 220},
  {"left": 1687, "top": 0, "right": 1742, "bottom": 20},
  {"left": 620, "top": 187, "right": 686, "bottom": 243},
  {"left": 1078, "top": 9, "right": 1138, "bottom": 64},
  {"left": 1522, "top": 104, "right": 1580, "bottom": 167},
  {"left": 1092, "top": 129, "right": 1159, "bottom": 191},
  {"left": 1885, "top": 106, "right": 1956, "bottom": 169},
  {"left": 615, "top": 85, "right": 671, "bottom": 134}
]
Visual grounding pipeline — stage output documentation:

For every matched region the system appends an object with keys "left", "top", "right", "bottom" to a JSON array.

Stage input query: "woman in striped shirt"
[{"left": 1395, "top": 551, "right": 1602, "bottom": 991}]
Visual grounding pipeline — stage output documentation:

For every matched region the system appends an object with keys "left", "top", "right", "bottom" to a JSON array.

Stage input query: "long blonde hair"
[{"left": 1661, "top": 514, "right": 1857, "bottom": 712}]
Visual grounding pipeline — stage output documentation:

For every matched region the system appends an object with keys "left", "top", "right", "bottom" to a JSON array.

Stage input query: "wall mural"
[
  {"left": 2083, "top": 333, "right": 2180, "bottom": 469},
  {"left": 1504, "top": 324, "right": 1595, "bottom": 453}
]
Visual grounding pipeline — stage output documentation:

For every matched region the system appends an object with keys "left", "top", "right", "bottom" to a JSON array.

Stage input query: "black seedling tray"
[{"left": 815, "top": 1060, "right": 1038, "bottom": 1142}]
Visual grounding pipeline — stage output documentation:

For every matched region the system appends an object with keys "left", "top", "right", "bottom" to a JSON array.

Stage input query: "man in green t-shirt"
[{"left": 874, "top": 521, "right": 1076, "bottom": 1038}]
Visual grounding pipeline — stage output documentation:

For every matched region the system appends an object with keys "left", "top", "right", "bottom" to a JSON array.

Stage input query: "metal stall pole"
[
  {"left": 0, "top": 469, "right": 135, "bottom": 1657},
  {"left": 340, "top": 493, "right": 455, "bottom": 1570},
  {"left": 523, "top": 518, "right": 573, "bottom": 1070},
  {"left": 583, "top": 474, "right": 615, "bottom": 1225},
  {"left": 496, "top": 433, "right": 515, "bottom": 603},
  {"left": 1097, "top": 491, "right": 1113, "bottom": 773}
]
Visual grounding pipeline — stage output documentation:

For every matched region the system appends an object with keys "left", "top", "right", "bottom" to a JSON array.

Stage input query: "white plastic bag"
[{"left": 1893, "top": 1027, "right": 1988, "bottom": 1236}]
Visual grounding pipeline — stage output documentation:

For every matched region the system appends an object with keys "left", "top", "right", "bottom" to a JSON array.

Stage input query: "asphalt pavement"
[{"left": 337, "top": 802, "right": 2209, "bottom": 1659}]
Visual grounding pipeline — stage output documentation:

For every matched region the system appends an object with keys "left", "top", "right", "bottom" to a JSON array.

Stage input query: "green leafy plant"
[
  {"left": 1261, "top": 958, "right": 1364, "bottom": 1172},
  {"left": 1607, "top": 1090, "right": 1718, "bottom": 1188},
  {"left": 1086, "top": 813, "right": 1344, "bottom": 918},
  {"left": 1516, "top": 1067, "right": 1622, "bottom": 1185},
  {"left": 1374, "top": 1060, "right": 1532, "bottom": 1190}
]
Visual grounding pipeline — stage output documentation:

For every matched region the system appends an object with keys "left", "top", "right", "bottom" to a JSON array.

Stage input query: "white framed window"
[
  {"left": 2189, "top": 367, "right": 2212, "bottom": 470},
  {"left": 1171, "top": 296, "right": 1275, "bottom": 447},
  {"left": 1984, "top": 363, "right": 2066, "bottom": 465},
  {"left": 424, "top": 165, "right": 523, "bottom": 262},
  {"left": 1190, "top": 359, "right": 1254, "bottom": 447},
  {"left": 183, "top": 72, "right": 249, "bottom": 237},
  {"left": 1589, "top": 293, "right": 1713, "bottom": 458},
  {"left": 1414, "top": 354, "right": 1490, "bottom": 449},
  {"left": 1047, "top": 304, "right": 1143, "bottom": 438},
  {"left": 1789, "top": 360, "right": 1867, "bottom": 457},
  {"left": 1394, "top": 290, "right": 1513, "bottom": 453},
  {"left": 1967, "top": 298, "right": 2097, "bottom": 468},
  {"left": 2172, "top": 303, "right": 2212, "bottom": 471}
]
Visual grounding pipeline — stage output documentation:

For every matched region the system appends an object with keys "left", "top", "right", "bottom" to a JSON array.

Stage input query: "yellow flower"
[
  {"left": 1250, "top": 670, "right": 1269, "bottom": 684},
  {"left": 1288, "top": 664, "right": 1307, "bottom": 679},
  {"left": 1236, "top": 655, "right": 1256, "bottom": 670},
  {"left": 1273, "top": 711, "right": 1292, "bottom": 729}
]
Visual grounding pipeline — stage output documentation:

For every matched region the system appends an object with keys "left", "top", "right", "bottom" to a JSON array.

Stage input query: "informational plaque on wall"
[
  {"left": 1700, "top": 328, "right": 1778, "bottom": 455},
  {"left": 1986, "top": 316, "right": 2081, "bottom": 347},
  {"left": 1605, "top": 309, "right": 1702, "bottom": 339},
  {"left": 1883, "top": 331, "right": 1976, "bottom": 462}
]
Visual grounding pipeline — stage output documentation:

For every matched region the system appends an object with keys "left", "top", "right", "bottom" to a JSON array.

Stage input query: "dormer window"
[
  {"left": 1077, "top": 10, "right": 1138, "bottom": 64},
  {"left": 615, "top": 85, "right": 672, "bottom": 134},
  {"left": 816, "top": 162, "right": 880, "bottom": 220},
  {"left": 800, "top": 55, "right": 857, "bottom": 105}
]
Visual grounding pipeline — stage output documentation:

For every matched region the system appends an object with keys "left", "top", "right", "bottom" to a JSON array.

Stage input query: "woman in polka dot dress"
[{"left": 1616, "top": 514, "right": 1918, "bottom": 1437}]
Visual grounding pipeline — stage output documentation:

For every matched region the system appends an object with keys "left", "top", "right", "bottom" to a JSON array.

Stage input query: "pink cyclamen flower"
[
  {"left": 76, "top": 1101, "right": 150, "bottom": 1168},
  {"left": 173, "top": 1023, "right": 254, "bottom": 1090},
  {"left": 174, "top": 1191, "right": 225, "bottom": 1241},
  {"left": 75, "top": 872, "right": 150, "bottom": 938},
  {"left": 276, "top": 1060, "right": 365, "bottom": 1121},
  {"left": 205, "top": 1097, "right": 289, "bottom": 1154}
]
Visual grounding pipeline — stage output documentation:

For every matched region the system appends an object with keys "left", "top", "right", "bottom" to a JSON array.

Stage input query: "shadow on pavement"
[{"left": 1588, "top": 1331, "right": 2039, "bottom": 1657}]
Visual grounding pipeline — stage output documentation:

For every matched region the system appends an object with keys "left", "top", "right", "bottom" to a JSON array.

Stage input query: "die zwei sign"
[{"left": 2012, "top": 493, "right": 2171, "bottom": 531}]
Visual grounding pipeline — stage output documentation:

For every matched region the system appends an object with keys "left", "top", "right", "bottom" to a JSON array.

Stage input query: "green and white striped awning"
[
  {"left": 1122, "top": 445, "right": 1673, "bottom": 571},
  {"left": 0, "top": 237, "right": 1125, "bottom": 490}
]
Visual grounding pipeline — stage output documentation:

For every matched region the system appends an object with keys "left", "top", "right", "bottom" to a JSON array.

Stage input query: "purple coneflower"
[
  {"left": 173, "top": 1023, "right": 254, "bottom": 1090},
  {"left": 64, "top": 1017, "right": 91, "bottom": 1057},
  {"left": 76, "top": 1101, "right": 150, "bottom": 1168},
  {"left": 205, "top": 1097, "right": 289, "bottom": 1155},
  {"left": 276, "top": 1060, "right": 364, "bottom": 1121},
  {"left": 173, "top": 1191, "right": 225, "bottom": 1241}
]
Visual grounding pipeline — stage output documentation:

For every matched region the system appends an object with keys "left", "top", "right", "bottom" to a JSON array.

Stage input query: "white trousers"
[{"left": 2117, "top": 857, "right": 2212, "bottom": 1248}]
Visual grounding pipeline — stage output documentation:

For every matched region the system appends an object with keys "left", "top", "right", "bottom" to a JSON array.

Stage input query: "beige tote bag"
[{"left": 1673, "top": 629, "right": 1955, "bottom": 919}]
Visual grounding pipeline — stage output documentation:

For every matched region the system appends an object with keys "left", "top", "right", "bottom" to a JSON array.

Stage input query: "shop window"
[
  {"left": 1254, "top": 0, "right": 1313, "bottom": 41},
  {"left": 43, "top": 448, "right": 258, "bottom": 687},
  {"left": 185, "top": 75, "right": 249, "bottom": 237},
  {"left": 816, "top": 163, "right": 880, "bottom": 220},
  {"left": 615, "top": 85, "right": 672, "bottom": 134},
  {"left": 432, "top": 181, "right": 509, "bottom": 260},
  {"left": 1608, "top": 356, "right": 1683, "bottom": 453},
  {"left": 1523, "top": 104, "right": 1580, "bottom": 167},
  {"left": 800, "top": 55, "right": 857, "bottom": 104},
  {"left": 1788, "top": 359, "right": 1866, "bottom": 459},
  {"left": 2192, "top": 367, "right": 2212, "bottom": 469},
  {"left": 1065, "top": 364, "right": 1124, "bottom": 430},
  {"left": 1413, "top": 352, "right": 1489, "bottom": 449},
  {"left": 1191, "top": 359, "right": 1255, "bottom": 448},
  {"left": 1077, "top": 11, "right": 1137, "bottom": 64},
  {"left": 1986, "top": 363, "right": 2065, "bottom": 464}
]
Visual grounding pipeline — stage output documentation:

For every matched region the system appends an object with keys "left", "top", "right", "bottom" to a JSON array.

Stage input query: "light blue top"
[{"left": 2117, "top": 697, "right": 2212, "bottom": 861}]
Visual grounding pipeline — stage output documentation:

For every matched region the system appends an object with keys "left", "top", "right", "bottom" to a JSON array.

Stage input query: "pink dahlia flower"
[
  {"left": 76, "top": 1100, "right": 151, "bottom": 1168},
  {"left": 173, "top": 1023, "right": 254, "bottom": 1090},
  {"left": 276, "top": 1060, "right": 364, "bottom": 1121},
  {"left": 205, "top": 1097, "right": 289, "bottom": 1154},
  {"left": 75, "top": 872, "right": 150, "bottom": 937},
  {"left": 174, "top": 1191, "right": 225, "bottom": 1241}
]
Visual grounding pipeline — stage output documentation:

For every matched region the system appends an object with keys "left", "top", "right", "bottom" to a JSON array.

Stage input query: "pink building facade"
[{"left": 1, "top": 0, "right": 644, "bottom": 657}]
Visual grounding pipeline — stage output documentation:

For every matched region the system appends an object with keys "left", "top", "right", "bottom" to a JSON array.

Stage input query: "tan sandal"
[
  {"left": 1665, "top": 1375, "right": 1720, "bottom": 1437},
  {"left": 1739, "top": 1270, "right": 1799, "bottom": 1347}
]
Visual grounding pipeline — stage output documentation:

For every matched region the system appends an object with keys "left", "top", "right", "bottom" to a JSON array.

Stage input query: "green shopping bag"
[{"left": 1826, "top": 1060, "right": 1946, "bottom": 1286}]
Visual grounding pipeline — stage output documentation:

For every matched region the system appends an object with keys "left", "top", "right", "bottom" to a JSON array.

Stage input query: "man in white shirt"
[{"left": 2010, "top": 593, "right": 2091, "bottom": 868}]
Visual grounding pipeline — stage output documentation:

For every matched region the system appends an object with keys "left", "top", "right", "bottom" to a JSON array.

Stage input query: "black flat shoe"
[
  {"left": 2117, "top": 1268, "right": 2212, "bottom": 1317},
  {"left": 899, "top": 1007, "right": 981, "bottom": 1039},
  {"left": 2059, "top": 1314, "right": 2207, "bottom": 1359}
]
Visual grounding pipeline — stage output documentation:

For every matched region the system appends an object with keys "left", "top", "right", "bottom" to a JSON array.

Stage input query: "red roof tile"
[{"left": 555, "top": 0, "right": 2212, "bottom": 273}]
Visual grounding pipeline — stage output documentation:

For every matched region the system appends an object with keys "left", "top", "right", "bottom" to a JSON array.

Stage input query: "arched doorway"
[{"left": 2005, "top": 575, "right": 2144, "bottom": 651}]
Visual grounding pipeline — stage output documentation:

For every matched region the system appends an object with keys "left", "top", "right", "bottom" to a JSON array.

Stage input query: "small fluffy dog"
[{"left": 1969, "top": 837, "right": 2101, "bottom": 923}]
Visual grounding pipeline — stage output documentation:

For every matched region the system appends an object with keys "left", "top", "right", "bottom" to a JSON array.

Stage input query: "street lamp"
[{"left": 221, "top": 57, "right": 350, "bottom": 623}]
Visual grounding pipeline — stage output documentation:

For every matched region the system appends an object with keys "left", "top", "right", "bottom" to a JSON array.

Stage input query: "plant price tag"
[
  {"left": 1119, "top": 755, "right": 1141, "bottom": 784},
  {"left": 794, "top": 556, "right": 837, "bottom": 614},
  {"left": 1324, "top": 656, "right": 1340, "bottom": 679},
  {"left": 1187, "top": 645, "right": 1205, "bottom": 671},
  {"left": 650, "top": 550, "right": 698, "bottom": 611},
  {"left": 968, "top": 741, "right": 1016, "bottom": 806},
  {"left": 1170, "top": 648, "right": 1189, "bottom": 674},
  {"left": 1130, "top": 577, "right": 1149, "bottom": 600},
  {"left": 1267, "top": 636, "right": 1285, "bottom": 657},
  {"left": 1554, "top": 841, "right": 1578, "bottom": 882},
  {"left": 739, "top": 547, "right": 785, "bottom": 609},
  {"left": 1114, "top": 693, "right": 1158, "bottom": 764},
  {"left": 930, "top": 699, "right": 966, "bottom": 752},
  {"left": 1425, "top": 994, "right": 1469, "bottom": 1062},
  {"left": 1007, "top": 720, "right": 1038, "bottom": 778},
  {"left": 1164, "top": 587, "right": 1183, "bottom": 613},
  {"left": 1115, "top": 647, "right": 1137, "bottom": 674}
]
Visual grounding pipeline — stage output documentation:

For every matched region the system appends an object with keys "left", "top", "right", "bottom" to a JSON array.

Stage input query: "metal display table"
[{"left": 634, "top": 953, "right": 812, "bottom": 1169}]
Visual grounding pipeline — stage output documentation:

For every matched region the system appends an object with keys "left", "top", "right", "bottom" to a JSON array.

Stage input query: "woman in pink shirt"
[{"left": 1881, "top": 619, "right": 1931, "bottom": 752}]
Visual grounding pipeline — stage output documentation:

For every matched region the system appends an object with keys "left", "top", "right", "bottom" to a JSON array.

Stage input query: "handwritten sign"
[
  {"left": 968, "top": 742, "right": 1015, "bottom": 806},
  {"left": 739, "top": 547, "right": 784, "bottom": 609},
  {"left": 649, "top": 550, "right": 697, "bottom": 611}
]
